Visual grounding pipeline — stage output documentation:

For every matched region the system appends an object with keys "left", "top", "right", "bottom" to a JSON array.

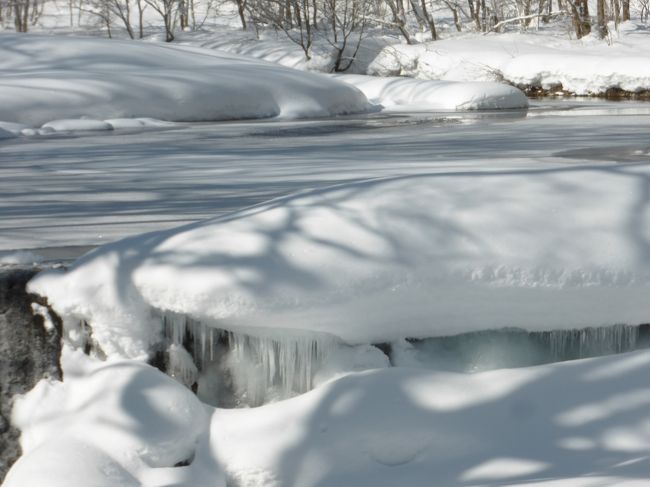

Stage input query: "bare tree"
[
  {"left": 384, "top": 0, "right": 414, "bottom": 43},
  {"left": 247, "top": 0, "right": 314, "bottom": 59},
  {"left": 144, "top": 0, "right": 178, "bottom": 41},
  {"left": 596, "top": 0, "right": 607, "bottom": 37},
  {"left": 322, "top": 0, "right": 370, "bottom": 70}
]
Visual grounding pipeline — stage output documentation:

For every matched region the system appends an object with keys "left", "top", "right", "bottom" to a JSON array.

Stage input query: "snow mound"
[
  {"left": 28, "top": 164, "right": 650, "bottom": 359},
  {"left": 215, "top": 350, "right": 650, "bottom": 486},
  {"left": 0, "top": 35, "right": 370, "bottom": 126},
  {"left": 4, "top": 351, "right": 218, "bottom": 487},
  {"left": 105, "top": 118, "right": 177, "bottom": 129},
  {"left": 42, "top": 119, "right": 113, "bottom": 132},
  {"left": 0, "top": 126, "right": 16, "bottom": 140},
  {"left": 334, "top": 74, "right": 529, "bottom": 110},
  {"left": 0, "top": 121, "right": 28, "bottom": 138}
]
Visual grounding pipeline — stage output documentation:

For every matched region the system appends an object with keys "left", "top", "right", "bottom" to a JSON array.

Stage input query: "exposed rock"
[{"left": 0, "top": 268, "right": 62, "bottom": 482}]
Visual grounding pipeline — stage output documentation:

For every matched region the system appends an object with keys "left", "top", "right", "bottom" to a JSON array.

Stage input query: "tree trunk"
[
  {"left": 137, "top": 0, "right": 145, "bottom": 38},
  {"left": 420, "top": 0, "right": 438, "bottom": 40},
  {"left": 236, "top": 0, "right": 247, "bottom": 29},
  {"left": 596, "top": 0, "right": 607, "bottom": 37},
  {"left": 571, "top": 0, "right": 591, "bottom": 38}
]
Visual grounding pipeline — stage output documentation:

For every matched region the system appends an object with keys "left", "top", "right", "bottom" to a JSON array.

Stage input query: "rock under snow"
[
  {"left": 28, "top": 164, "right": 650, "bottom": 359},
  {"left": 3, "top": 352, "right": 217, "bottom": 487}
]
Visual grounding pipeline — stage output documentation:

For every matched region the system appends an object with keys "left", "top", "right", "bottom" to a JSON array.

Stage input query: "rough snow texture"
[
  {"left": 28, "top": 164, "right": 650, "bottom": 358},
  {"left": 333, "top": 74, "right": 529, "bottom": 110},
  {"left": 0, "top": 34, "right": 369, "bottom": 126}
]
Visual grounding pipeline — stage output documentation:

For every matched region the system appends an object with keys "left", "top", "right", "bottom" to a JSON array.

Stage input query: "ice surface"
[
  {"left": 334, "top": 74, "right": 529, "bottom": 110},
  {"left": 0, "top": 250, "right": 44, "bottom": 266},
  {"left": 392, "top": 325, "right": 646, "bottom": 373},
  {"left": 0, "top": 35, "right": 370, "bottom": 126}
]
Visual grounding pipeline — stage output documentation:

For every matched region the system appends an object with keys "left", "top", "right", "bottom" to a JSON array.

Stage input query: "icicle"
[
  {"left": 547, "top": 324, "right": 639, "bottom": 361},
  {"left": 167, "top": 343, "right": 198, "bottom": 389},
  {"left": 156, "top": 309, "right": 336, "bottom": 407}
]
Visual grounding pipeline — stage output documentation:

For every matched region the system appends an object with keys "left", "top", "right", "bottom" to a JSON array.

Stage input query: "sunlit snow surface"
[
  {"left": 0, "top": 34, "right": 370, "bottom": 127},
  {"left": 6, "top": 348, "right": 650, "bottom": 487},
  {"left": 194, "top": 21, "right": 650, "bottom": 96},
  {"left": 333, "top": 74, "right": 529, "bottom": 110}
]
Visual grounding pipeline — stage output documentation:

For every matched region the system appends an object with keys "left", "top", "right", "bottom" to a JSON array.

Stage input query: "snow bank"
[
  {"left": 3, "top": 350, "right": 219, "bottom": 487},
  {"left": 193, "top": 24, "right": 650, "bottom": 96},
  {"left": 41, "top": 119, "right": 113, "bottom": 132},
  {"left": 28, "top": 164, "right": 650, "bottom": 358},
  {"left": 214, "top": 350, "right": 650, "bottom": 486},
  {"left": 0, "top": 34, "right": 369, "bottom": 126},
  {"left": 7, "top": 346, "right": 650, "bottom": 486},
  {"left": 334, "top": 74, "right": 528, "bottom": 110},
  {"left": 0, "top": 127, "right": 16, "bottom": 140},
  {"left": 368, "top": 31, "right": 650, "bottom": 96}
]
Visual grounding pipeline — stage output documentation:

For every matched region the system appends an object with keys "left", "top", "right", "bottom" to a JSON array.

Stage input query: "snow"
[
  {"left": 366, "top": 31, "right": 650, "bottom": 96},
  {"left": 333, "top": 74, "right": 529, "bottom": 110},
  {"left": 30, "top": 303, "right": 57, "bottom": 332},
  {"left": 0, "top": 34, "right": 370, "bottom": 127},
  {"left": 190, "top": 23, "right": 650, "bottom": 96},
  {"left": 27, "top": 163, "right": 650, "bottom": 360},
  {"left": 4, "top": 349, "right": 220, "bottom": 487},
  {"left": 9, "top": 347, "right": 650, "bottom": 486},
  {"left": 4, "top": 17, "right": 650, "bottom": 487},
  {"left": 41, "top": 119, "right": 114, "bottom": 132},
  {"left": 212, "top": 350, "right": 650, "bottom": 486},
  {"left": 0, "top": 250, "right": 44, "bottom": 266}
]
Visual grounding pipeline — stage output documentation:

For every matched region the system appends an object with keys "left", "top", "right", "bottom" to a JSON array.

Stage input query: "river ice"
[{"left": 2, "top": 101, "right": 650, "bottom": 253}]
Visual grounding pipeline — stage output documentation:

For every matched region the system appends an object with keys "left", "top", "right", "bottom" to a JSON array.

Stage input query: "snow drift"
[
  {"left": 28, "top": 163, "right": 650, "bottom": 361},
  {"left": 7, "top": 347, "right": 650, "bottom": 487},
  {"left": 333, "top": 74, "right": 529, "bottom": 110},
  {"left": 4, "top": 350, "right": 222, "bottom": 487},
  {"left": 0, "top": 34, "right": 370, "bottom": 126}
]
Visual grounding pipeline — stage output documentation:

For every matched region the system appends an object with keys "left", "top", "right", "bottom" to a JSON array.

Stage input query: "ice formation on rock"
[{"left": 160, "top": 312, "right": 336, "bottom": 406}]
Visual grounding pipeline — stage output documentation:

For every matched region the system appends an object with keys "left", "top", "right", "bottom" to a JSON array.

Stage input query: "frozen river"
[{"left": 1, "top": 99, "right": 650, "bottom": 256}]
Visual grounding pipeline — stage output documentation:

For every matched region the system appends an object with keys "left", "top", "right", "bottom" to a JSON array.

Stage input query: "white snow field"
[{"left": 0, "top": 34, "right": 370, "bottom": 127}]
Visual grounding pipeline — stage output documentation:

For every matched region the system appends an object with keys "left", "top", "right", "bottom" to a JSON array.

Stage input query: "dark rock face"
[{"left": 0, "top": 268, "right": 62, "bottom": 482}]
